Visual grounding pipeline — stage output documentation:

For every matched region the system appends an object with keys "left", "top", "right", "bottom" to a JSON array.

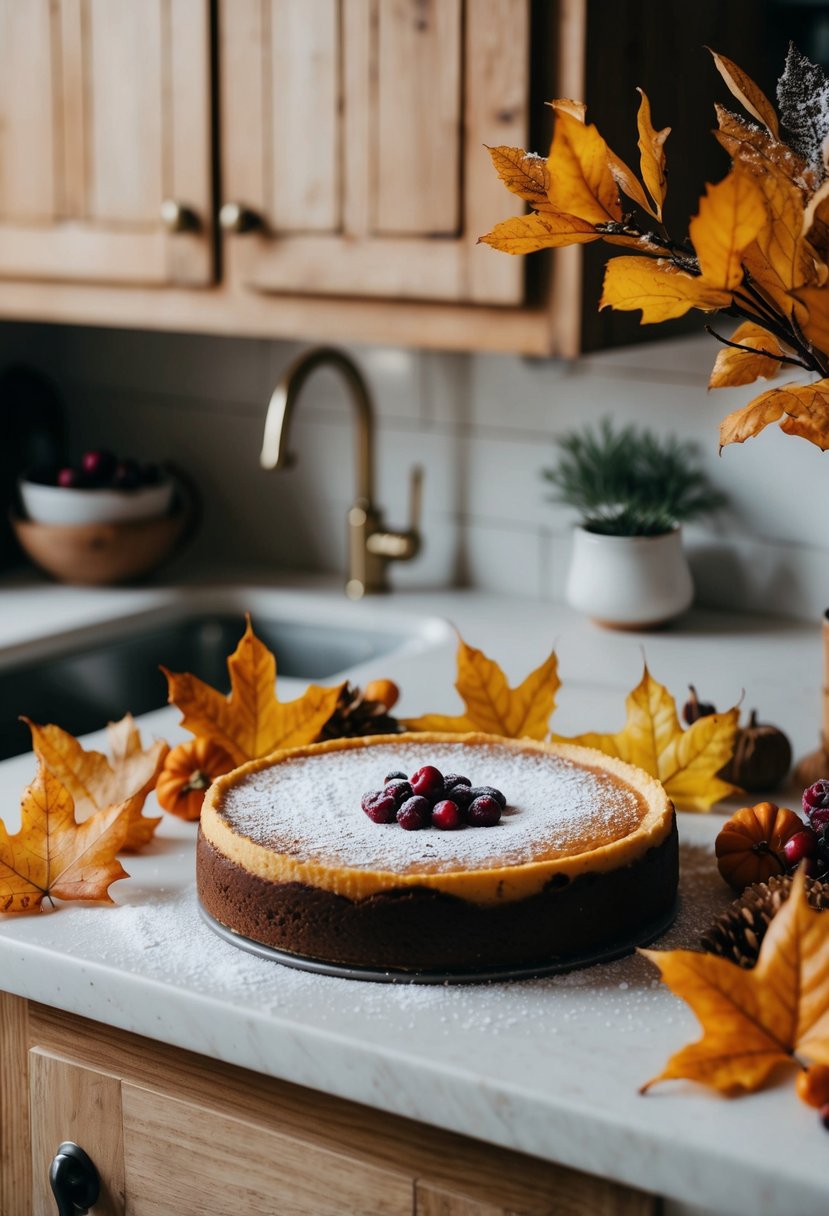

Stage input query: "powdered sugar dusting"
[{"left": 218, "top": 742, "right": 644, "bottom": 873}]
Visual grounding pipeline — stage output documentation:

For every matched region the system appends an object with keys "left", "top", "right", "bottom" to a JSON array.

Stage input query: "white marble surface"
[{"left": 0, "top": 573, "right": 827, "bottom": 1216}]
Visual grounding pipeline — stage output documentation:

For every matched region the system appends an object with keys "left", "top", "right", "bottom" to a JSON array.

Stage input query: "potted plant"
[{"left": 544, "top": 421, "right": 727, "bottom": 628}]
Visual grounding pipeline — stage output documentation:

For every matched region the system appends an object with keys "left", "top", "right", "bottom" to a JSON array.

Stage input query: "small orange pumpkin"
[
  {"left": 156, "top": 738, "right": 235, "bottom": 821},
  {"left": 796, "top": 1064, "right": 829, "bottom": 1109},
  {"left": 363, "top": 678, "right": 400, "bottom": 711},
  {"left": 715, "top": 802, "right": 804, "bottom": 893}
]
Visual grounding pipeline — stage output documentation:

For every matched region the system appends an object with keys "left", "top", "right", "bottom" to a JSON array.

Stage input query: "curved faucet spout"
[{"left": 260, "top": 346, "right": 375, "bottom": 506}]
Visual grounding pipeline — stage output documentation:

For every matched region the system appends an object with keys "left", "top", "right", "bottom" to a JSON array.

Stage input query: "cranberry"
[
  {"left": 57, "top": 466, "right": 84, "bottom": 488},
  {"left": 468, "top": 785, "right": 506, "bottom": 809},
  {"left": 384, "top": 770, "right": 408, "bottom": 784},
  {"left": 449, "top": 785, "right": 474, "bottom": 811},
  {"left": 361, "top": 789, "right": 397, "bottom": 824},
  {"left": 397, "top": 796, "right": 431, "bottom": 830},
  {"left": 112, "top": 458, "right": 141, "bottom": 490},
  {"left": 810, "top": 807, "right": 829, "bottom": 832},
  {"left": 432, "top": 799, "right": 463, "bottom": 830},
  {"left": 803, "top": 779, "right": 829, "bottom": 817},
  {"left": 410, "top": 765, "right": 445, "bottom": 799},
  {"left": 384, "top": 779, "right": 413, "bottom": 807},
  {"left": 81, "top": 449, "right": 117, "bottom": 484},
  {"left": 783, "top": 828, "right": 819, "bottom": 868},
  {"left": 443, "top": 773, "right": 471, "bottom": 790},
  {"left": 467, "top": 795, "right": 502, "bottom": 827}
]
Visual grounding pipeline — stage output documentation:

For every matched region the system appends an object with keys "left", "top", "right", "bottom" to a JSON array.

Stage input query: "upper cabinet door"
[
  {"left": 0, "top": 0, "right": 213, "bottom": 286},
  {"left": 219, "top": 0, "right": 528, "bottom": 305}
]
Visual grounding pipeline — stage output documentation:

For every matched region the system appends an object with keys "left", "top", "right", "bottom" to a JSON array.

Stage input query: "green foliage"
[{"left": 543, "top": 420, "right": 727, "bottom": 537}]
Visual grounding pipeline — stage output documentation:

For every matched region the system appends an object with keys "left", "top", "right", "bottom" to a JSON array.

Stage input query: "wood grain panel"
[
  {"left": 122, "top": 1082, "right": 413, "bottom": 1215},
  {"left": 86, "top": 0, "right": 163, "bottom": 222},
  {"left": 0, "top": 1, "right": 56, "bottom": 221},
  {"left": 269, "top": 0, "right": 340, "bottom": 232},
  {"left": 218, "top": 0, "right": 266, "bottom": 212},
  {"left": 0, "top": 993, "right": 31, "bottom": 1216},
  {"left": 167, "top": 0, "right": 214, "bottom": 284},
  {"left": 373, "top": 0, "right": 462, "bottom": 236},
  {"left": 58, "top": 0, "right": 88, "bottom": 218},
  {"left": 29, "top": 1047, "right": 125, "bottom": 1216}
]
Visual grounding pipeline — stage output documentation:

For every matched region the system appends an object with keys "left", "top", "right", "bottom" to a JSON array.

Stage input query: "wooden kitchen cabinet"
[
  {"left": 0, "top": 0, "right": 213, "bottom": 288},
  {"left": 2, "top": 993, "right": 657, "bottom": 1216}
]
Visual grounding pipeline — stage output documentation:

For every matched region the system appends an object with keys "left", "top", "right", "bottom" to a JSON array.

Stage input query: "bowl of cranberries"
[{"left": 19, "top": 450, "right": 173, "bottom": 525}]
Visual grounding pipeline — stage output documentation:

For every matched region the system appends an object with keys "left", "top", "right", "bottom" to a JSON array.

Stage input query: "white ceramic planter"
[{"left": 565, "top": 524, "right": 694, "bottom": 629}]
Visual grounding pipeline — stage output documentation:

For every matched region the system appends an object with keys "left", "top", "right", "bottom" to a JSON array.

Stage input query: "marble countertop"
[{"left": 0, "top": 571, "right": 827, "bottom": 1216}]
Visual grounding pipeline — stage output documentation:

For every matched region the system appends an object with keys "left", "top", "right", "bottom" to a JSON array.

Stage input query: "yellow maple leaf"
[
  {"left": 0, "top": 763, "right": 130, "bottom": 914},
  {"left": 600, "top": 256, "right": 732, "bottom": 323},
  {"left": 689, "top": 171, "right": 767, "bottom": 290},
  {"left": 720, "top": 379, "right": 829, "bottom": 451},
  {"left": 26, "top": 714, "right": 167, "bottom": 852},
  {"left": 553, "top": 665, "right": 739, "bottom": 812},
  {"left": 478, "top": 210, "right": 600, "bottom": 255},
  {"left": 636, "top": 89, "right": 670, "bottom": 221},
  {"left": 708, "top": 322, "right": 784, "bottom": 389},
  {"left": 709, "top": 49, "right": 780, "bottom": 139},
  {"left": 405, "top": 636, "right": 559, "bottom": 741},
  {"left": 547, "top": 109, "right": 621, "bottom": 226},
  {"left": 485, "top": 146, "right": 550, "bottom": 206},
  {"left": 163, "top": 615, "right": 345, "bottom": 765},
  {"left": 641, "top": 870, "right": 829, "bottom": 1094}
]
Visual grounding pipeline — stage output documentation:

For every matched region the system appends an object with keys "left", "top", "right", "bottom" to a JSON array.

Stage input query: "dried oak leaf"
[
  {"left": 708, "top": 322, "right": 784, "bottom": 389},
  {"left": 26, "top": 714, "right": 167, "bottom": 852},
  {"left": 641, "top": 870, "right": 829, "bottom": 1094},
  {"left": 163, "top": 615, "right": 345, "bottom": 765},
  {"left": 0, "top": 762, "right": 130, "bottom": 914},
  {"left": 719, "top": 379, "right": 829, "bottom": 451},
  {"left": 553, "top": 665, "right": 739, "bottom": 812},
  {"left": 600, "top": 256, "right": 731, "bottom": 324},
  {"left": 405, "top": 635, "right": 559, "bottom": 741}
]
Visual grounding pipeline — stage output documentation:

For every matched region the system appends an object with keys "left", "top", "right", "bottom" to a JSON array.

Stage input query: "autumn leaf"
[
  {"left": 641, "top": 870, "right": 829, "bottom": 1094},
  {"left": 708, "top": 322, "right": 784, "bottom": 389},
  {"left": 714, "top": 105, "right": 807, "bottom": 183},
  {"left": 163, "top": 615, "right": 345, "bottom": 765},
  {"left": 26, "top": 715, "right": 166, "bottom": 852},
  {"left": 710, "top": 48, "right": 780, "bottom": 138},
  {"left": 553, "top": 665, "right": 739, "bottom": 812},
  {"left": 479, "top": 210, "right": 600, "bottom": 255},
  {"left": 689, "top": 171, "right": 766, "bottom": 290},
  {"left": 0, "top": 763, "right": 130, "bottom": 914},
  {"left": 803, "top": 180, "right": 829, "bottom": 264},
  {"left": 600, "top": 257, "right": 731, "bottom": 323},
  {"left": 794, "top": 284, "right": 829, "bottom": 354},
  {"left": 549, "top": 97, "right": 586, "bottom": 123},
  {"left": 485, "top": 146, "right": 550, "bottom": 206},
  {"left": 738, "top": 170, "right": 814, "bottom": 318},
  {"left": 547, "top": 109, "right": 621, "bottom": 225},
  {"left": 607, "top": 150, "right": 656, "bottom": 219},
  {"left": 405, "top": 635, "right": 559, "bottom": 741},
  {"left": 719, "top": 379, "right": 829, "bottom": 451},
  {"left": 636, "top": 89, "right": 670, "bottom": 221}
]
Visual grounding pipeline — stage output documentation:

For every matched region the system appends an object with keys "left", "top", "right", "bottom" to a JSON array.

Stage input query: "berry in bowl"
[{"left": 19, "top": 450, "right": 174, "bottom": 525}]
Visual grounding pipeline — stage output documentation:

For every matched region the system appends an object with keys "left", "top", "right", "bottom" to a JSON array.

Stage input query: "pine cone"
[
  {"left": 317, "top": 682, "right": 402, "bottom": 741},
  {"left": 701, "top": 873, "right": 829, "bottom": 968}
]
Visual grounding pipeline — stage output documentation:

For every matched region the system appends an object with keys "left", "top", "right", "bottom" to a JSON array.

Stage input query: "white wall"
[{"left": 3, "top": 320, "right": 827, "bottom": 619}]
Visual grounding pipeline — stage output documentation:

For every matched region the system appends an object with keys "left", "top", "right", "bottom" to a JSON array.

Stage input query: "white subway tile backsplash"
[{"left": 4, "top": 321, "right": 828, "bottom": 618}]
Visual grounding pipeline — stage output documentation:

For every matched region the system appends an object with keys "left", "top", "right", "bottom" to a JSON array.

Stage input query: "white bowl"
[{"left": 18, "top": 474, "right": 174, "bottom": 526}]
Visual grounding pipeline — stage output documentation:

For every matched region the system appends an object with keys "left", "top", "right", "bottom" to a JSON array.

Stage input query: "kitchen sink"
[{"left": 0, "top": 599, "right": 445, "bottom": 761}]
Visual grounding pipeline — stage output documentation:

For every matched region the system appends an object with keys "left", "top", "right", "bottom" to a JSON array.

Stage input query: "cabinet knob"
[
  {"left": 160, "top": 199, "right": 200, "bottom": 233},
  {"left": 219, "top": 202, "right": 262, "bottom": 234},
  {"left": 49, "top": 1142, "right": 100, "bottom": 1216}
]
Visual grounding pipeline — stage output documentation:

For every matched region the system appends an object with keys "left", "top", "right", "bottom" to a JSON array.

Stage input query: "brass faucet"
[{"left": 261, "top": 346, "right": 422, "bottom": 598}]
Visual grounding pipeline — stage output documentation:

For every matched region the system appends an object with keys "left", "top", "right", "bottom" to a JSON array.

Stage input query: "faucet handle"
[{"left": 365, "top": 464, "right": 423, "bottom": 563}]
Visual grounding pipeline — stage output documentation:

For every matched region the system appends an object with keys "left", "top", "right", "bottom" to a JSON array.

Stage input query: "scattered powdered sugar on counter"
[{"left": 219, "top": 742, "right": 644, "bottom": 872}]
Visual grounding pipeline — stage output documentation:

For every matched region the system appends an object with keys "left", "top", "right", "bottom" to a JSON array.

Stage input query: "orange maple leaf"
[
  {"left": 720, "top": 379, "right": 829, "bottom": 451},
  {"left": 0, "top": 763, "right": 130, "bottom": 914},
  {"left": 553, "top": 665, "right": 739, "bottom": 812},
  {"left": 641, "top": 870, "right": 829, "bottom": 1094},
  {"left": 163, "top": 615, "right": 345, "bottom": 765},
  {"left": 26, "top": 714, "right": 167, "bottom": 852},
  {"left": 708, "top": 322, "right": 784, "bottom": 389},
  {"left": 405, "top": 635, "right": 559, "bottom": 741}
]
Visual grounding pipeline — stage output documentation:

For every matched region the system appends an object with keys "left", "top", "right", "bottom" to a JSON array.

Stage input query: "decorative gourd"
[
  {"left": 156, "top": 738, "right": 235, "bottom": 821},
  {"left": 715, "top": 802, "right": 804, "bottom": 893},
  {"left": 719, "top": 710, "right": 792, "bottom": 792}
]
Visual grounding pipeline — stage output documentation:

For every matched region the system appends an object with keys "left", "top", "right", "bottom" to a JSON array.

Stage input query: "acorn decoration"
[{"left": 720, "top": 709, "right": 792, "bottom": 792}]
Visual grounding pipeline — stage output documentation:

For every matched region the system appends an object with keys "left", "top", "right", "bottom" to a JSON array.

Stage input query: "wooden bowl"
[{"left": 11, "top": 501, "right": 194, "bottom": 586}]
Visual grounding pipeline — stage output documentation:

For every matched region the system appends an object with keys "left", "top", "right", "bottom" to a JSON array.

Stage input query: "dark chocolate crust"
[{"left": 197, "top": 817, "right": 679, "bottom": 972}]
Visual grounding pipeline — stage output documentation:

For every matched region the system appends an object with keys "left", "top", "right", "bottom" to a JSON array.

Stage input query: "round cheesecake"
[{"left": 197, "top": 732, "right": 678, "bottom": 972}]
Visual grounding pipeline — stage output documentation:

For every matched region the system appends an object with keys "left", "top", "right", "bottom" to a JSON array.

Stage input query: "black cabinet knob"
[{"left": 49, "top": 1142, "right": 100, "bottom": 1216}]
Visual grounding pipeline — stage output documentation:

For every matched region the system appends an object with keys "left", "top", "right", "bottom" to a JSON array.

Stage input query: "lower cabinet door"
[{"left": 29, "top": 1048, "right": 414, "bottom": 1216}]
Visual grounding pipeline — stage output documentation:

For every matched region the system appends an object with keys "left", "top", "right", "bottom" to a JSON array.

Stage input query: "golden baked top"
[{"left": 201, "top": 733, "right": 674, "bottom": 904}]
